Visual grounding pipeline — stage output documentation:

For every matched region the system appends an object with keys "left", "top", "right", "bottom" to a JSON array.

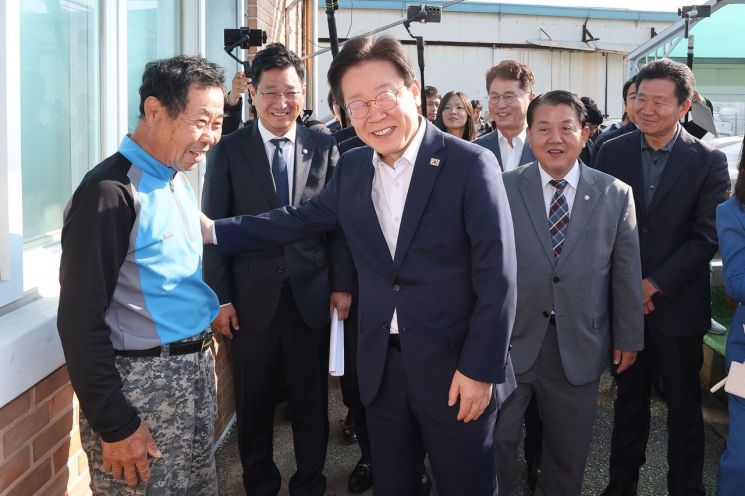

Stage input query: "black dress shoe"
[
  {"left": 420, "top": 469, "right": 432, "bottom": 496},
  {"left": 527, "top": 462, "right": 540, "bottom": 492},
  {"left": 342, "top": 410, "right": 357, "bottom": 444},
  {"left": 348, "top": 461, "right": 373, "bottom": 494},
  {"left": 599, "top": 481, "right": 638, "bottom": 496}
]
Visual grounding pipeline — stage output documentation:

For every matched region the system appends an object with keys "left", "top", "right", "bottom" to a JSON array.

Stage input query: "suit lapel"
[
  {"left": 624, "top": 132, "right": 646, "bottom": 220},
  {"left": 292, "top": 126, "right": 315, "bottom": 206},
  {"left": 393, "top": 123, "right": 444, "bottom": 272},
  {"left": 518, "top": 162, "right": 555, "bottom": 265},
  {"left": 359, "top": 149, "right": 395, "bottom": 264},
  {"left": 521, "top": 142, "right": 536, "bottom": 166},
  {"left": 556, "top": 163, "right": 601, "bottom": 270},
  {"left": 240, "top": 123, "right": 279, "bottom": 208},
  {"left": 646, "top": 128, "right": 693, "bottom": 215}
]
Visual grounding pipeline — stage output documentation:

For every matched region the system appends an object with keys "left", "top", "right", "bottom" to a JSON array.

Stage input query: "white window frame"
[{"left": 0, "top": 0, "right": 226, "bottom": 409}]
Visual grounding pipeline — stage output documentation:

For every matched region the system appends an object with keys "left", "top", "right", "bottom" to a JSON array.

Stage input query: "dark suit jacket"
[
  {"left": 202, "top": 122, "right": 355, "bottom": 333},
  {"left": 592, "top": 121, "right": 637, "bottom": 162},
  {"left": 595, "top": 127, "right": 730, "bottom": 337},
  {"left": 474, "top": 129, "right": 535, "bottom": 171},
  {"left": 214, "top": 122, "right": 518, "bottom": 421}
]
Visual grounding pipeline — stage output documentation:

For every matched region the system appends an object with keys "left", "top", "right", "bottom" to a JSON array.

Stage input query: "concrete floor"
[{"left": 216, "top": 372, "right": 728, "bottom": 495}]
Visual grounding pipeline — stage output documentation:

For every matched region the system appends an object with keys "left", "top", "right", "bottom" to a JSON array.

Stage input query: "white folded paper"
[
  {"left": 710, "top": 360, "right": 745, "bottom": 399},
  {"left": 328, "top": 308, "right": 345, "bottom": 376}
]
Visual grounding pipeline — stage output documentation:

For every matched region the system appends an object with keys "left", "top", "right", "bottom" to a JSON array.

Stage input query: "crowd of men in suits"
[{"left": 57, "top": 32, "right": 729, "bottom": 496}]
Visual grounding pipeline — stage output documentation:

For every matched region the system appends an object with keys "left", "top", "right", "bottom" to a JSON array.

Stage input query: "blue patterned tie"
[
  {"left": 270, "top": 138, "right": 289, "bottom": 206},
  {"left": 548, "top": 179, "right": 569, "bottom": 259}
]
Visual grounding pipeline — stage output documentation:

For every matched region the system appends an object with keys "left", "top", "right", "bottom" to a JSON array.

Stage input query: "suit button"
[
  {"left": 393, "top": 284, "right": 401, "bottom": 292},
  {"left": 640, "top": 227, "right": 648, "bottom": 234},
  {"left": 542, "top": 311, "right": 550, "bottom": 318},
  {"left": 381, "top": 322, "right": 389, "bottom": 330},
  {"left": 552, "top": 276, "right": 560, "bottom": 283},
  {"left": 277, "top": 265, "right": 285, "bottom": 273}
]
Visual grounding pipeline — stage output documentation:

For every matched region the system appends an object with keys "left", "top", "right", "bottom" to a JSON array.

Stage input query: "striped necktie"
[
  {"left": 270, "top": 138, "right": 289, "bottom": 206},
  {"left": 548, "top": 179, "right": 569, "bottom": 259}
]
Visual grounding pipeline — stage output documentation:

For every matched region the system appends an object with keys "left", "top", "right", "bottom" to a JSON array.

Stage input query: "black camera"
[{"left": 224, "top": 28, "right": 267, "bottom": 50}]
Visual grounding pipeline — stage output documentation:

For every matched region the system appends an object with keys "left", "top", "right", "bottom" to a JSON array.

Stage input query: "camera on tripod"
[{"left": 224, "top": 28, "right": 267, "bottom": 50}]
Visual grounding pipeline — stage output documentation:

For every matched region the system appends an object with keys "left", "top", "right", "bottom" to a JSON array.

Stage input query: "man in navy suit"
[
  {"left": 202, "top": 35, "right": 517, "bottom": 495},
  {"left": 596, "top": 59, "right": 729, "bottom": 496},
  {"left": 474, "top": 60, "right": 536, "bottom": 171}
]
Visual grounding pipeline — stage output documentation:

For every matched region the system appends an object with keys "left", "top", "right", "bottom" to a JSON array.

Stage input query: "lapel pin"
[
  {"left": 429, "top": 158, "right": 440, "bottom": 167},
  {"left": 584, "top": 195, "right": 590, "bottom": 201},
  {"left": 302, "top": 148, "right": 308, "bottom": 154}
]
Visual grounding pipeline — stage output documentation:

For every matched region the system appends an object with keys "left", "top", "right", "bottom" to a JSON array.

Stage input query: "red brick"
[
  {"left": 34, "top": 367, "right": 70, "bottom": 404},
  {"left": 49, "top": 384, "right": 74, "bottom": 419},
  {"left": 40, "top": 469, "right": 70, "bottom": 496},
  {"left": 51, "top": 439, "right": 71, "bottom": 473},
  {"left": 2, "top": 406, "right": 49, "bottom": 458},
  {"left": 0, "top": 446, "right": 30, "bottom": 492},
  {"left": 6, "top": 459, "right": 52, "bottom": 496},
  {"left": 33, "top": 409, "right": 74, "bottom": 461},
  {"left": 0, "top": 392, "right": 31, "bottom": 432}
]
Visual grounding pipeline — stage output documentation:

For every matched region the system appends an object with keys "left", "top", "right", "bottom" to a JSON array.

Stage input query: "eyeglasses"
[
  {"left": 259, "top": 91, "right": 302, "bottom": 102},
  {"left": 346, "top": 90, "right": 399, "bottom": 119},
  {"left": 488, "top": 92, "right": 525, "bottom": 105}
]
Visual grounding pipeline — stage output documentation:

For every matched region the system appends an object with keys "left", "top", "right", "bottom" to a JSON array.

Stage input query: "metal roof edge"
[{"left": 332, "top": 0, "right": 680, "bottom": 22}]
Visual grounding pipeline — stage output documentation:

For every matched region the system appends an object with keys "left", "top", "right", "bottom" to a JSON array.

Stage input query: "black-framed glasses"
[{"left": 346, "top": 90, "right": 399, "bottom": 119}]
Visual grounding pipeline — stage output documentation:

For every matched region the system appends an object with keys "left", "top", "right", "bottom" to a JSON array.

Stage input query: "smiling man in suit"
[
  {"left": 202, "top": 43, "right": 354, "bottom": 496},
  {"left": 596, "top": 59, "right": 730, "bottom": 496},
  {"left": 474, "top": 60, "right": 536, "bottom": 171},
  {"left": 201, "top": 35, "right": 517, "bottom": 495},
  {"left": 494, "top": 91, "right": 644, "bottom": 496}
]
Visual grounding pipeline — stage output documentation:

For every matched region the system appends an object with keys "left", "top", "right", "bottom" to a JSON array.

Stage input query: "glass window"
[
  {"left": 20, "top": 0, "right": 100, "bottom": 244},
  {"left": 127, "top": 0, "right": 181, "bottom": 132},
  {"left": 205, "top": 0, "right": 240, "bottom": 72}
]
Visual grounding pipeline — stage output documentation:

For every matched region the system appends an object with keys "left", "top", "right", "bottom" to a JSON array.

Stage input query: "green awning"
[{"left": 668, "top": 3, "right": 745, "bottom": 59}]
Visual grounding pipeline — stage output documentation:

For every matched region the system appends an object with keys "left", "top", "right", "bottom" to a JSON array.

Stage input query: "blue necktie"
[
  {"left": 548, "top": 179, "right": 569, "bottom": 259},
  {"left": 270, "top": 138, "right": 289, "bottom": 206}
]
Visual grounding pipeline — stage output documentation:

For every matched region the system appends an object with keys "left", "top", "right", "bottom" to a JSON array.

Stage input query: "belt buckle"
[{"left": 201, "top": 334, "right": 213, "bottom": 352}]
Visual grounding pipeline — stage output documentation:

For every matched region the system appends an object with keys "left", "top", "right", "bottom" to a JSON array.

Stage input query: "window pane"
[
  {"left": 205, "top": 0, "right": 239, "bottom": 72},
  {"left": 20, "top": 0, "right": 100, "bottom": 243},
  {"left": 128, "top": 0, "right": 181, "bottom": 132}
]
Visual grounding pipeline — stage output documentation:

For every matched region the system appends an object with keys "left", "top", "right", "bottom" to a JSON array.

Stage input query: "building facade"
[{"left": 0, "top": 1, "right": 314, "bottom": 494}]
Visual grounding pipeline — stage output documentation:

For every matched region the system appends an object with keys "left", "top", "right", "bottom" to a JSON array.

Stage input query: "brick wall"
[{"left": 0, "top": 337, "right": 234, "bottom": 496}]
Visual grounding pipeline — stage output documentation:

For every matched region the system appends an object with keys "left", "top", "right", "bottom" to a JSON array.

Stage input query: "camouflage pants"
[{"left": 80, "top": 336, "right": 218, "bottom": 495}]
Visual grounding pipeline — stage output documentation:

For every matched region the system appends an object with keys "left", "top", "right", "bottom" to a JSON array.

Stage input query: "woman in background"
[
  {"left": 434, "top": 91, "right": 477, "bottom": 141},
  {"left": 715, "top": 134, "right": 745, "bottom": 495}
]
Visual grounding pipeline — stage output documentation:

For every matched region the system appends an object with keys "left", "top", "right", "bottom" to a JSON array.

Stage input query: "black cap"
[{"left": 585, "top": 105, "right": 604, "bottom": 125}]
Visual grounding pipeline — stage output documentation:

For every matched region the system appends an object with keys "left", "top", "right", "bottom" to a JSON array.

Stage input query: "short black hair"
[
  {"left": 580, "top": 96, "right": 604, "bottom": 125},
  {"left": 250, "top": 43, "right": 305, "bottom": 87},
  {"left": 635, "top": 59, "right": 695, "bottom": 104},
  {"left": 138, "top": 55, "right": 225, "bottom": 119},
  {"left": 622, "top": 75, "right": 637, "bottom": 101},
  {"left": 527, "top": 90, "right": 588, "bottom": 128},
  {"left": 328, "top": 36, "right": 416, "bottom": 107}
]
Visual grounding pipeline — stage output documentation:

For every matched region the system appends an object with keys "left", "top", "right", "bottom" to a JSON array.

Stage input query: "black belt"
[
  {"left": 114, "top": 333, "right": 213, "bottom": 358},
  {"left": 388, "top": 333, "right": 401, "bottom": 350}
]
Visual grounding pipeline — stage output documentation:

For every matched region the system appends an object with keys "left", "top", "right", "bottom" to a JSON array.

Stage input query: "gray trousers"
[
  {"left": 494, "top": 323, "right": 599, "bottom": 496},
  {"left": 80, "top": 338, "right": 217, "bottom": 495}
]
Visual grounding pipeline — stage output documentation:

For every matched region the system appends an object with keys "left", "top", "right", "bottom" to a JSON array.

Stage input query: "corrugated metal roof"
[{"left": 333, "top": 0, "right": 680, "bottom": 22}]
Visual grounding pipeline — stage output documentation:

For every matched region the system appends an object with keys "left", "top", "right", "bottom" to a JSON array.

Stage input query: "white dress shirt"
[
  {"left": 258, "top": 119, "right": 296, "bottom": 202},
  {"left": 538, "top": 160, "right": 580, "bottom": 217},
  {"left": 370, "top": 116, "right": 427, "bottom": 334},
  {"left": 497, "top": 127, "right": 528, "bottom": 171}
]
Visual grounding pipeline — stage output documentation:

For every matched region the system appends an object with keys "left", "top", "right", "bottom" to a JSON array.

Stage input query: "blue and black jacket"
[{"left": 58, "top": 136, "right": 219, "bottom": 442}]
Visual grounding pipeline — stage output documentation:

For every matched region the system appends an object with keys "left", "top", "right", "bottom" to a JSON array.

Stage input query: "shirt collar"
[
  {"left": 118, "top": 135, "right": 174, "bottom": 181},
  {"left": 640, "top": 123, "right": 679, "bottom": 153},
  {"left": 538, "top": 160, "right": 580, "bottom": 191},
  {"left": 497, "top": 126, "right": 527, "bottom": 147},
  {"left": 372, "top": 115, "right": 427, "bottom": 170},
  {"left": 258, "top": 118, "right": 296, "bottom": 145}
]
